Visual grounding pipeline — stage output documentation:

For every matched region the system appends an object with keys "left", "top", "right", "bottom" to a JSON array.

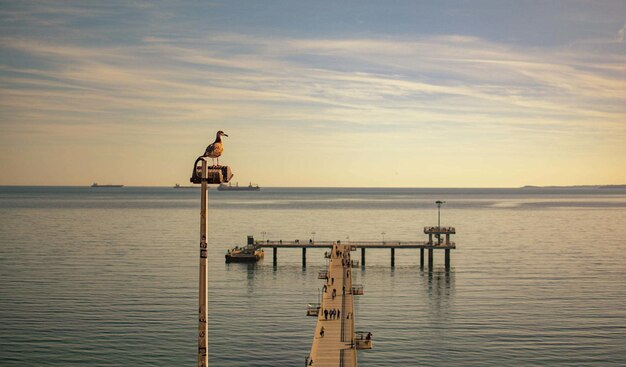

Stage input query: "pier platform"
[
  {"left": 307, "top": 243, "right": 366, "bottom": 366},
  {"left": 245, "top": 226, "right": 457, "bottom": 269},
  {"left": 254, "top": 239, "right": 456, "bottom": 249}
]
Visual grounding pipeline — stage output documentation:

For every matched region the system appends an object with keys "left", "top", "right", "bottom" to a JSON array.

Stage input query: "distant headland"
[{"left": 521, "top": 185, "right": 626, "bottom": 189}]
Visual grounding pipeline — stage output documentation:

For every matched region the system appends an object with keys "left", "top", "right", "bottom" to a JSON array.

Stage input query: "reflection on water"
[{"left": 423, "top": 268, "right": 455, "bottom": 321}]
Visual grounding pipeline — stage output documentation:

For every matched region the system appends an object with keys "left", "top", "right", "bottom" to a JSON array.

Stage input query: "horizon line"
[{"left": 1, "top": 184, "right": 625, "bottom": 189}]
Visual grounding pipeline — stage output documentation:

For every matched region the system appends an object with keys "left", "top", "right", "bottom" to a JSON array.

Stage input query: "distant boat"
[
  {"left": 91, "top": 183, "right": 123, "bottom": 188},
  {"left": 173, "top": 183, "right": 196, "bottom": 189},
  {"left": 217, "top": 182, "right": 260, "bottom": 191}
]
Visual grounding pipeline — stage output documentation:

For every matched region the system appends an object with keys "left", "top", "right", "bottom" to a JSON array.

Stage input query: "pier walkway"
[{"left": 307, "top": 243, "right": 360, "bottom": 366}]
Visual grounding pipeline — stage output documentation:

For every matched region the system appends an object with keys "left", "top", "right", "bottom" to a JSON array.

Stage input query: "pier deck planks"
[{"left": 308, "top": 243, "right": 357, "bottom": 367}]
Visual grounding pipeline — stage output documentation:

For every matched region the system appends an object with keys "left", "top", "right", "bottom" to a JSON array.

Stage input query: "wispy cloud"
[
  {"left": 2, "top": 32, "right": 624, "bottom": 134},
  {"left": 0, "top": 1, "right": 625, "bottom": 185}
]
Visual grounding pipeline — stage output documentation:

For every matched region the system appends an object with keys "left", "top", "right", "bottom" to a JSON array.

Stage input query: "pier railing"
[
  {"left": 306, "top": 303, "right": 320, "bottom": 317},
  {"left": 255, "top": 240, "right": 455, "bottom": 249},
  {"left": 355, "top": 331, "right": 373, "bottom": 350}
]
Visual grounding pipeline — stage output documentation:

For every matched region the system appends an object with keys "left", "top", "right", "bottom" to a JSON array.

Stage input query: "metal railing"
[
  {"left": 306, "top": 303, "right": 320, "bottom": 317},
  {"left": 424, "top": 226, "right": 456, "bottom": 234},
  {"left": 340, "top": 283, "right": 346, "bottom": 341},
  {"left": 355, "top": 331, "right": 373, "bottom": 350},
  {"left": 351, "top": 284, "right": 364, "bottom": 295}
]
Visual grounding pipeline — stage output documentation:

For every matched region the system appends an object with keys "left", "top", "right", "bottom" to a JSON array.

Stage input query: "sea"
[{"left": 1, "top": 186, "right": 625, "bottom": 366}]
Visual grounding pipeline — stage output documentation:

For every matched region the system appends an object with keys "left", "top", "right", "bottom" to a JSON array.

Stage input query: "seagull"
[{"left": 203, "top": 130, "right": 228, "bottom": 166}]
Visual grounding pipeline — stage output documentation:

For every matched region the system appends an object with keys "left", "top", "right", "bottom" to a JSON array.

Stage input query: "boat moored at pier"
[{"left": 225, "top": 245, "right": 264, "bottom": 263}]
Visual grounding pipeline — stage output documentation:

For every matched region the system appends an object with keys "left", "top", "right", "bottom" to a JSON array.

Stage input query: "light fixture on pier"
[{"left": 435, "top": 200, "right": 446, "bottom": 228}]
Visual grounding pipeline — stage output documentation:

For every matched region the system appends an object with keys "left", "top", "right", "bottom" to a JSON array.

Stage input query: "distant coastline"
[{"left": 521, "top": 185, "right": 626, "bottom": 189}]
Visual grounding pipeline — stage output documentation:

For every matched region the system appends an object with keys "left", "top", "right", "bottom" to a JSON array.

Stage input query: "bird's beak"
[{"left": 223, "top": 133, "right": 228, "bottom": 137}]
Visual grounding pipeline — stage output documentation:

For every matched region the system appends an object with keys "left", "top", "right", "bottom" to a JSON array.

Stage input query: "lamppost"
[
  {"left": 381, "top": 231, "right": 386, "bottom": 243},
  {"left": 435, "top": 200, "right": 446, "bottom": 228},
  {"left": 190, "top": 153, "right": 233, "bottom": 367},
  {"left": 261, "top": 231, "right": 267, "bottom": 242}
]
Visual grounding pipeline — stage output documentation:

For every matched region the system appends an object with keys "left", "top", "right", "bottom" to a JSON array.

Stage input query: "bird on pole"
[{"left": 203, "top": 130, "right": 228, "bottom": 166}]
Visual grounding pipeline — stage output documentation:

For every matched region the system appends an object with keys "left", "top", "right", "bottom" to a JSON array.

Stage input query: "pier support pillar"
[
  {"left": 361, "top": 248, "right": 366, "bottom": 266},
  {"left": 420, "top": 248, "right": 424, "bottom": 269},
  {"left": 273, "top": 247, "right": 277, "bottom": 266},
  {"left": 428, "top": 248, "right": 433, "bottom": 269},
  {"left": 391, "top": 248, "right": 395, "bottom": 267},
  {"left": 445, "top": 249, "right": 450, "bottom": 270},
  {"left": 302, "top": 247, "right": 307, "bottom": 268}
]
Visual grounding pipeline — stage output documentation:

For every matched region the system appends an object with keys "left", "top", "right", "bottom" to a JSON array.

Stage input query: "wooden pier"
[
  {"left": 306, "top": 243, "right": 370, "bottom": 366},
  {"left": 247, "top": 226, "right": 456, "bottom": 269},
  {"left": 230, "top": 226, "right": 459, "bottom": 365}
]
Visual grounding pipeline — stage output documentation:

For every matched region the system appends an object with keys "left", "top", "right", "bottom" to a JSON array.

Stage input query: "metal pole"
[
  {"left": 198, "top": 159, "right": 208, "bottom": 367},
  {"left": 436, "top": 200, "right": 445, "bottom": 229}
]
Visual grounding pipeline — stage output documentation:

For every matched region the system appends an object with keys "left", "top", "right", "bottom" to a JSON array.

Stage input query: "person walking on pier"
[
  {"left": 331, "top": 277, "right": 334, "bottom": 285},
  {"left": 337, "top": 310, "right": 341, "bottom": 319},
  {"left": 342, "top": 285, "right": 345, "bottom": 295},
  {"left": 324, "top": 309, "right": 328, "bottom": 320},
  {"left": 320, "top": 327, "right": 324, "bottom": 338}
]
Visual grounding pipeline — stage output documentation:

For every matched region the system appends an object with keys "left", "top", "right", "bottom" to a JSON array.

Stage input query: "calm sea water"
[{"left": 1, "top": 187, "right": 625, "bottom": 366}]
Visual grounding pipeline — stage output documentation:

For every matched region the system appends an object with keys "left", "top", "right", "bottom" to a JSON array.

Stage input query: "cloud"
[
  {"left": 0, "top": 2, "right": 625, "bottom": 185},
  {"left": 1, "top": 32, "right": 625, "bottom": 145},
  {"left": 619, "top": 22, "right": 626, "bottom": 42},
  {"left": 1, "top": 11, "right": 625, "bottom": 162}
]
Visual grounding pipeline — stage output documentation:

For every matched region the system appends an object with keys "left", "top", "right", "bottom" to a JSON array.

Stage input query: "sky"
[{"left": 0, "top": 1, "right": 625, "bottom": 187}]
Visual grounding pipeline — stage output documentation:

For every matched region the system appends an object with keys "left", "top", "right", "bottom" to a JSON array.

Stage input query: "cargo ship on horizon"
[
  {"left": 217, "top": 182, "right": 260, "bottom": 191},
  {"left": 91, "top": 183, "right": 124, "bottom": 188},
  {"left": 173, "top": 183, "right": 196, "bottom": 189}
]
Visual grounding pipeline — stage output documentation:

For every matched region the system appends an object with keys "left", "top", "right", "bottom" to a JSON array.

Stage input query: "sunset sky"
[{"left": 1, "top": 1, "right": 625, "bottom": 187}]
